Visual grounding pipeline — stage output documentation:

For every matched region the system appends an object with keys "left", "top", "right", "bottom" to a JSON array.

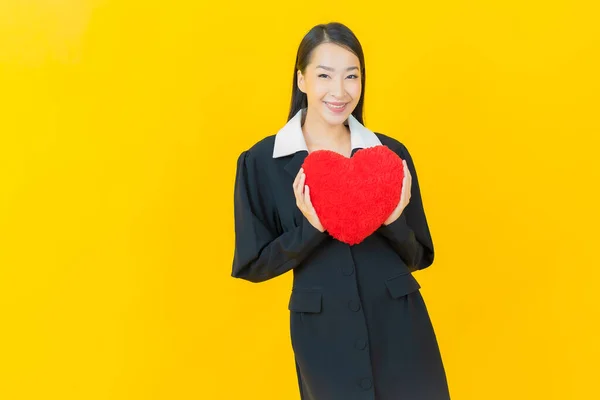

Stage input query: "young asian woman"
[{"left": 231, "top": 22, "right": 451, "bottom": 400}]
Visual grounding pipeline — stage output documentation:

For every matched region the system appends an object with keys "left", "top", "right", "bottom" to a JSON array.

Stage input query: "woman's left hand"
[{"left": 383, "top": 159, "right": 412, "bottom": 226}]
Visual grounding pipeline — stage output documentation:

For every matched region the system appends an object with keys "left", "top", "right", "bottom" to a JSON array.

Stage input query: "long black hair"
[{"left": 287, "top": 22, "right": 366, "bottom": 125}]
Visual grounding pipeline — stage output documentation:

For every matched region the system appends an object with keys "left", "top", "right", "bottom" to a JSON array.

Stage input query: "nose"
[{"left": 330, "top": 76, "right": 345, "bottom": 98}]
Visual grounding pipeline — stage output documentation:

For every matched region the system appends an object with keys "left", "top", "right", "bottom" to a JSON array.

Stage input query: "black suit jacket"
[{"left": 230, "top": 132, "right": 450, "bottom": 400}]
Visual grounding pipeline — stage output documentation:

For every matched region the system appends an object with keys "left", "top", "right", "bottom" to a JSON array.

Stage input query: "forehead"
[{"left": 308, "top": 42, "right": 360, "bottom": 67}]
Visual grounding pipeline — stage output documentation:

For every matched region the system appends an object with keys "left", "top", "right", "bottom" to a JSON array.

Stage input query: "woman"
[{"left": 231, "top": 22, "right": 451, "bottom": 400}]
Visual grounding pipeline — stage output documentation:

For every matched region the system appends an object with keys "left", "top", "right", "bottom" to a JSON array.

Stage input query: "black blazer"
[
  {"left": 230, "top": 133, "right": 450, "bottom": 400},
  {"left": 232, "top": 133, "right": 434, "bottom": 282}
]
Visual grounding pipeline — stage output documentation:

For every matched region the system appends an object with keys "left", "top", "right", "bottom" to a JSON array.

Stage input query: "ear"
[{"left": 297, "top": 70, "right": 306, "bottom": 93}]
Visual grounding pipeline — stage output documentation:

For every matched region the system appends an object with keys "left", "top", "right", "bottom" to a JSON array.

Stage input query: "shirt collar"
[{"left": 272, "top": 107, "right": 382, "bottom": 158}]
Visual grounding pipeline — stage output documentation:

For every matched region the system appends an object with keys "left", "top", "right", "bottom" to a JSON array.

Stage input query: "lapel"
[{"left": 283, "top": 150, "right": 308, "bottom": 178}]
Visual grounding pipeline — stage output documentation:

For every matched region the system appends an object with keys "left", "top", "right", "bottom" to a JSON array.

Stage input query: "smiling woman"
[{"left": 232, "top": 21, "right": 450, "bottom": 400}]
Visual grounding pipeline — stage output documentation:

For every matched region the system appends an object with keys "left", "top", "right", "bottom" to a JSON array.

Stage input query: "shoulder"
[
  {"left": 246, "top": 135, "right": 276, "bottom": 158},
  {"left": 373, "top": 132, "right": 410, "bottom": 157},
  {"left": 235, "top": 134, "right": 277, "bottom": 169}
]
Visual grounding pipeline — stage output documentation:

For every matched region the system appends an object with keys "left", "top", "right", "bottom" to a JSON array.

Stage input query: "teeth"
[{"left": 327, "top": 103, "right": 346, "bottom": 109}]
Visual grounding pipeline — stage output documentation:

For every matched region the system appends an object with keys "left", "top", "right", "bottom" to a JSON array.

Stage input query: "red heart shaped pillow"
[{"left": 301, "top": 145, "right": 404, "bottom": 245}]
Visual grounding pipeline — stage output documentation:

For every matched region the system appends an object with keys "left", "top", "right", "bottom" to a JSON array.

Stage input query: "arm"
[
  {"left": 376, "top": 143, "right": 435, "bottom": 271},
  {"left": 231, "top": 150, "right": 329, "bottom": 283}
]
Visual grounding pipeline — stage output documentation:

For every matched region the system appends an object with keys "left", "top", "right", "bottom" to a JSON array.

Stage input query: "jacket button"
[
  {"left": 348, "top": 299, "right": 361, "bottom": 312},
  {"left": 354, "top": 338, "right": 367, "bottom": 350},
  {"left": 360, "top": 377, "right": 372, "bottom": 390},
  {"left": 341, "top": 264, "right": 354, "bottom": 276}
]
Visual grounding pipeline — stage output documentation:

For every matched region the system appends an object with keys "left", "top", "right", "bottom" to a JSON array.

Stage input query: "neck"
[{"left": 301, "top": 108, "right": 350, "bottom": 149}]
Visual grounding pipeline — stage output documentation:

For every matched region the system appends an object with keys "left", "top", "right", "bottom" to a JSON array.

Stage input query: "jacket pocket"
[
  {"left": 288, "top": 290, "right": 323, "bottom": 313},
  {"left": 384, "top": 271, "right": 421, "bottom": 299}
]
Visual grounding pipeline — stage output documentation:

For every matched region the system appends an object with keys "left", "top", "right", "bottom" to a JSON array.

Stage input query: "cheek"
[
  {"left": 346, "top": 81, "right": 362, "bottom": 98},
  {"left": 307, "top": 82, "right": 329, "bottom": 99},
  {"left": 344, "top": 79, "right": 361, "bottom": 100}
]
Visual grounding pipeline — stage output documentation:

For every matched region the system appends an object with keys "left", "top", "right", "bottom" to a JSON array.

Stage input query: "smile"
[{"left": 324, "top": 102, "right": 348, "bottom": 112}]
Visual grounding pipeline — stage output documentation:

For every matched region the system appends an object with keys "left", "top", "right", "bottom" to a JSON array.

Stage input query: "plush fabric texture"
[{"left": 301, "top": 145, "right": 404, "bottom": 245}]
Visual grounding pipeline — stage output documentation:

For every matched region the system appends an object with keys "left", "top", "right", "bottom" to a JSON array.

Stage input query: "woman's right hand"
[{"left": 294, "top": 167, "right": 325, "bottom": 233}]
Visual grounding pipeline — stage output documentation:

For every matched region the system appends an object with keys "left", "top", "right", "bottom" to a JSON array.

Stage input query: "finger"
[
  {"left": 293, "top": 181, "right": 299, "bottom": 202},
  {"left": 300, "top": 171, "right": 306, "bottom": 195},
  {"left": 400, "top": 181, "right": 407, "bottom": 205},
  {"left": 304, "top": 185, "right": 313, "bottom": 210},
  {"left": 294, "top": 167, "right": 301, "bottom": 182},
  {"left": 401, "top": 174, "right": 410, "bottom": 204},
  {"left": 295, "top": 184, "right": 303, "bottom": 206},
  {"left": 403, "top": 163, "right": 412, "bottom": 194},
  {"left": 405, "top": 161, "right": 412, "bottom": 180},
  {"left": 293, "top": 175, "right": 299, "bottom": 197},
  {"left": 297, "top": 173, "right": 307, "bottom": 207},
  {"left": 294, "top": 167, "right": 304, "bottom": 187},
  {"left": 294, "top": 169, "right": 304, "bottom": 199},
  {"left": 294, "top": 168, "right": 302, "bottom": 188}
]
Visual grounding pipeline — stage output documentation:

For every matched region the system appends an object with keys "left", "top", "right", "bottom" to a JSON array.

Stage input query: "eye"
[
  {"left": 347, "top": 75, "right": 359, "bottom": 79},
  {"left": 318, "top": 74, "right": 329, "bottom": 78}
]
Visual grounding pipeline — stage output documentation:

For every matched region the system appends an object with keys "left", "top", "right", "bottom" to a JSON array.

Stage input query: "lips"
[{"left": 324, "top": 102, "right": 348, "bottom": 113}]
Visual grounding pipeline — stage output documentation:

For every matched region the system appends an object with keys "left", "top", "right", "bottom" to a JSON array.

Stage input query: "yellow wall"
[{"left": 1, "top": 1, "right": 599, "bottom": 399}]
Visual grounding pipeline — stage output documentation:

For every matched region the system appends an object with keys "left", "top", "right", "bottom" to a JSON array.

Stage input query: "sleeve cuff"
[
  {"left": 378, "top": 212, "right": 411, "bottom": 242},
  {"left": 301, "top": 214, "right": 329, "bottom": 247}
]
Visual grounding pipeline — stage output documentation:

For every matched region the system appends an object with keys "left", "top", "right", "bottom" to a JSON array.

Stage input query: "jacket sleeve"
[
  {"left": 376, "top": 143, "right": 435, "bottom": 272},
  {"left": 231, "top": 150, "right": 330, "bottom": 283}
]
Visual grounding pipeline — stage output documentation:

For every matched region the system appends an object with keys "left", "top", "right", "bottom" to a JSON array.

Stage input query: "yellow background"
[{"left": 1, "top": 0, "right": 599, "bottom": 399}]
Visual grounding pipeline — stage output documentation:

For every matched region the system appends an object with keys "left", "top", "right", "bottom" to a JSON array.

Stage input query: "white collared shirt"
[{"left": 272, "top": 107, "right": 382, "bottom": 158}]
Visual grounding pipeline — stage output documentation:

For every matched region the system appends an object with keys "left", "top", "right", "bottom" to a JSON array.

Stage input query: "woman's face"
[{"left": 297, "top": 42, "right": 362, "bottom": 126}]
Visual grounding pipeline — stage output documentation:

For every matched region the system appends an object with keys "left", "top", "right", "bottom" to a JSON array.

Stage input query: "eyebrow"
[{"left": 316, "top": 65, "right": 359, "bottom": 72}]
